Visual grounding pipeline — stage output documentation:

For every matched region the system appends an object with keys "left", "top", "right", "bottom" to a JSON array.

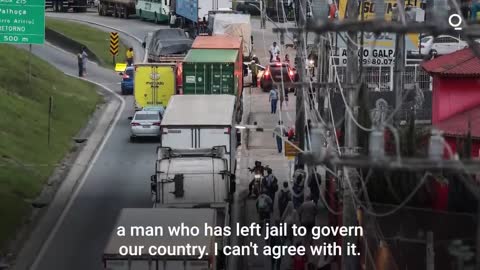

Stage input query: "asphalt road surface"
[{"left": 14, "top": 12, "right": 300, "bottom": 270}]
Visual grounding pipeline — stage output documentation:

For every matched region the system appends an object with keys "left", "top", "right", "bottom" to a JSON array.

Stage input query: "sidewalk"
[
  {"left": 238, "top": 84, "right": 334, "bottom": 270},
  {"left": 239, "top": 85, "right": 296, "bottom": 270}
]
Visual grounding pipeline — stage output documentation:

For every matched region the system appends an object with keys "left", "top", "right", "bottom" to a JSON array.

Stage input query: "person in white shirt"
[{"left": 269, "top": 42, "right": 281, "bottom": 62}]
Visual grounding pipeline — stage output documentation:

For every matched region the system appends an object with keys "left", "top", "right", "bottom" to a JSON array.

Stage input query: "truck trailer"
[
  {"left": 160, "top": 95, "right": 238, "bottom": 175},
  {"left": 134, "top": 63, "right": 177, "bottom": 111},
  {"left": 103, "top": 208, "right": 220, "bottom": 270},
  {"left": 181, "top": 49, "right": 243, "bottom": 123},
  {"left": 46, "top": 0, "right": 87, "bottom": 12},
  {"left": 174, "top": 0, "right": 232, "bottom": 27},
  {"left": 211, "top": 14, "right": 252, "bottom": 60},
  {"left": 97, "top": 0, "right": 136, "bottom": 18}
]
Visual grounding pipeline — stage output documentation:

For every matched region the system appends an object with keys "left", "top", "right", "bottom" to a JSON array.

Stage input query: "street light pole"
[{"left": 260, "top": 0, "right": 266, "bottom": 29}]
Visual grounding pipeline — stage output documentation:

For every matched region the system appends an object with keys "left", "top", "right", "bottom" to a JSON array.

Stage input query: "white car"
[
  {"left": 420, "top": 35, "right": 468, "bottom": 57},
  {"left": 129, "top": 110, "right": 161, "bottom": 142}
]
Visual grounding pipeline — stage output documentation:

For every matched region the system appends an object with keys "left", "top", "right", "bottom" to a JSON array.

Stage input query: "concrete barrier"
[{"left": 45, "top": 28, "right": 103, "bottom": 66}]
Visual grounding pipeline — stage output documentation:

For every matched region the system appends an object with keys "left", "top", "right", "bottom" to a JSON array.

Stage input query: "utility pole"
[
  {"left": 295, "top": 0, "right": 306, "bottom": 163},
  {"left": 260, "top": 0, "right": 266, "bottom": 29},
  {"left": 343, "top": 0, "right": 360, "bottom": 269},
  {"left": 392, "top": 0, "right": 405, "bottom": 125}
]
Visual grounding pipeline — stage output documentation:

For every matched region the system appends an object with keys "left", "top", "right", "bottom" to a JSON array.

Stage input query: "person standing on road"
[
  {"left": 269, "top": 42, "right": 281, "bottom": 62},
  {"left": 262, "top": 167, "right": 279, "bottom": 202},
  {"left": 81, "top": 47, "right": 88, "bottom": 75},
  {"left": 269, "top": 87, "right": 279, "bottom": 114},
  {"left": 281, "top": 201, "right": 297, "bottom": 244},
  {"left": 77, "top": 52, "right": 84, "bottom": 77},
  {"left": 250, "top": 58, "right": 259, "bottom": 87},
  {"left": 126, "top": 48, "right": 134, "bottom": 66},
  {"left": 278, "top": 181, "right": 292, "bottom": 217},
  {"left": 169, "top": 12, "right": 177, "bottom": 28},
  {"left": 284, "top": 87, "right": 289, "bottom": 107},
  {"left": 298, "top": 196, "right": 317, "bottom": 232},
  {"left": 273, "top": 120, "right": 286, "bottom": 153},
  {"left": 292, "top": 172, "right": 305, "bottom": 209},
  {"left": 256, "top": 191, "right": 273, "bottom": 226}
]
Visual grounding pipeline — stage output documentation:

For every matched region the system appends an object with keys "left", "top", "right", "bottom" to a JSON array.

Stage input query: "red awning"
[{"left": 421, "top": 48, "right": 480, "bottom": 78}]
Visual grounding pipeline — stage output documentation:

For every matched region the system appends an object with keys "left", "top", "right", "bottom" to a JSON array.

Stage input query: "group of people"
[
  {"left": 255, "top": 165, "right": 331, "bottom": 270},
  {"left": 77, "top": 47, "right": 134, "bottom": 77}
]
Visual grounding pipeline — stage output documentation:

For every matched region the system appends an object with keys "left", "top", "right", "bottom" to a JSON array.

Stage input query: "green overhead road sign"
[{"left": 0, "top": 0, "right": 45, "bottom": 44}]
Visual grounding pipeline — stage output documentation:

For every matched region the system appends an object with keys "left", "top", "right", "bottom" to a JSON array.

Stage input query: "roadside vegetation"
[
  {"left": 0, "top": 44, "right": 100, "bottom": 252},
  {"left": 46, "top": 17, "right": 127, "bottom": 68}
]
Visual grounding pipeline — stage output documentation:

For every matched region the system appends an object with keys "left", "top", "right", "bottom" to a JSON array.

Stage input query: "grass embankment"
[
  {"left": 46, "top": 17, "right": 127, "bottom": 68},
  {"left": 0, "top": 45, "right": 100, "bottom": 252}
]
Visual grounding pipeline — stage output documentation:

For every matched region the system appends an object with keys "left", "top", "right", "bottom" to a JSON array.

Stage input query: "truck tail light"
[
  {"left": 264, "top": 69, "right": 270, "bottom": 78},
  {"left": 288, "top": 69, "right": 294, "bottom": 77},
  {"left": 131, "top": 122, "right": 140, "bottom": 126}
]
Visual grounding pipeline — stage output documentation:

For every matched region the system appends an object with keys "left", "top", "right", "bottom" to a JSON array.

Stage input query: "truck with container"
[
  {"left": 102, "top": 207, "right": 226, "bottom": 270},
  {"left": 173, "top": 0, "right": 232, "bottom": 28},
  {"left": 181, "top": 49, "right": 243, "bottom": 123},
  {"left": 191, "top": 35, "right": 246, "bottom": 91},
  {"left": 46, "top": 0, "right": 87, "bottom": 12},
  {"left": 97, "top": 0, "right": 135, "bottom": 18},
  {"left": 133, "top": 63, "right": 177, "bottom": 111},
  {"left": 211, "top": 13, "right": 252, "bottom": 61},
  {"left": 159, "top": 95, "right": 238, "bottom": 174}
]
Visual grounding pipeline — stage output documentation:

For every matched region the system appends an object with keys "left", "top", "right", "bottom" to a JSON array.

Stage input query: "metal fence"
[{"left": 329, "top": 58, "right": 432, "bottom": 92}]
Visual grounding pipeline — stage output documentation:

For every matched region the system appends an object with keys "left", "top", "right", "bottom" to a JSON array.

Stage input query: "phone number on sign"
[{"left": 341, "top": 58, "right": 394, "bottom": 65}]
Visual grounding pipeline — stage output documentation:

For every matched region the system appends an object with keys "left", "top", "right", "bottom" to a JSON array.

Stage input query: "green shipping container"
[{"left": 182, "top": 49, "right": 240, "bottom": 97}]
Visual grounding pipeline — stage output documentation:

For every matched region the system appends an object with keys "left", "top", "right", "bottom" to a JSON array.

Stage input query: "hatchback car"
[
  {"left": 120, "top": 66, "right": 134, "bottom": 95},
  {"left": 259, "top": 62, "right": 297, "bottom": 92},
  {"left": 129, "top": 110, "right": 162, "bottom": 142},
  {"left": 420, "top": 35, "right": 467, "bottom": 57}
]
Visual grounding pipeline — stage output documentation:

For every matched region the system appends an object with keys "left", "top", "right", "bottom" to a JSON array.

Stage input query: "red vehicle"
[{"left": 259, "top": 62, "right": 297, "bottom": 92}]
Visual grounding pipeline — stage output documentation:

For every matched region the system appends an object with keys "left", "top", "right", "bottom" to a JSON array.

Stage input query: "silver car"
[{"left": 130, "top": 110, "right": 161, "bottom": 142}]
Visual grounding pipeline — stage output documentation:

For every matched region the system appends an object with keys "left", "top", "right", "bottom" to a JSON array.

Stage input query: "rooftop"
[{"left": 421, "top": 48, "right": 480, "bottom": 78}]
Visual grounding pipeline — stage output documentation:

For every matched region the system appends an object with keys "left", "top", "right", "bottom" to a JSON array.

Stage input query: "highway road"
[{"left": 14, "top": 12, "right": 300, "bottom": 270}]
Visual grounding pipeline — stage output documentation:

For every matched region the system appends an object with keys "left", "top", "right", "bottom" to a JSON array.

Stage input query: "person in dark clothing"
[
  {"left": 308, "top": 168, "right": 322, "bottom": 205},
  {"left": 269, "top": 222, "right": 284, "bottom": 270},
  {"left": 262, "top": 167, "right": 279, "bottom": 202},
  {"left": 278, "top": 181, "right": 291, "bottom": 217},
  {"left": 77, "top": 53, "right": 83, "bottom": 77}
]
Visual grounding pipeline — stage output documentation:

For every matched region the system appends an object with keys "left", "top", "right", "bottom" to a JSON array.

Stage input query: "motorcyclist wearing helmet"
[{"left": 248, "top": 161, "right": 265, "bottom": 196}]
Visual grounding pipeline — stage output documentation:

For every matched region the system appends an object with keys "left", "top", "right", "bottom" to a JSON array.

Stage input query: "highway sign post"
[
  {"left": 110, "top": 32, "right": 119, "bottom": 65},
  {"left": 0, "top": 0, "right": 45, "bottom": 44}
]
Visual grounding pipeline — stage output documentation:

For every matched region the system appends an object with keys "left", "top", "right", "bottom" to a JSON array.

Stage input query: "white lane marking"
[{"left": 29, "top": 49, "right": 126, "bottom": 270}]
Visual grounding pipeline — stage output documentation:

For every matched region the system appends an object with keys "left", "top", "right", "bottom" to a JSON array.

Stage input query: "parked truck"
[
  {"left": 103, "top": 207, "right": 223, "bottom": 270},
  {"left": 134, "top": 63, "right": 177, "bottom": 111},
  {"left": 174, "top": 0, "right": 232, "bottom": 28},
  {"left": 97, "top": 0, "right": 136, "bottom": 18},
  {"left": 181, "top": 49, "right": 243, "bottom": 123},
  {"left": 160, "top": 95, "right": 238, "bottom": 174},
  {"left": 46, "top": 0, "right": 87, "bottom": 12},
  {"left": 211, "top": 13, "right": 252, "bottom": 61}
]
